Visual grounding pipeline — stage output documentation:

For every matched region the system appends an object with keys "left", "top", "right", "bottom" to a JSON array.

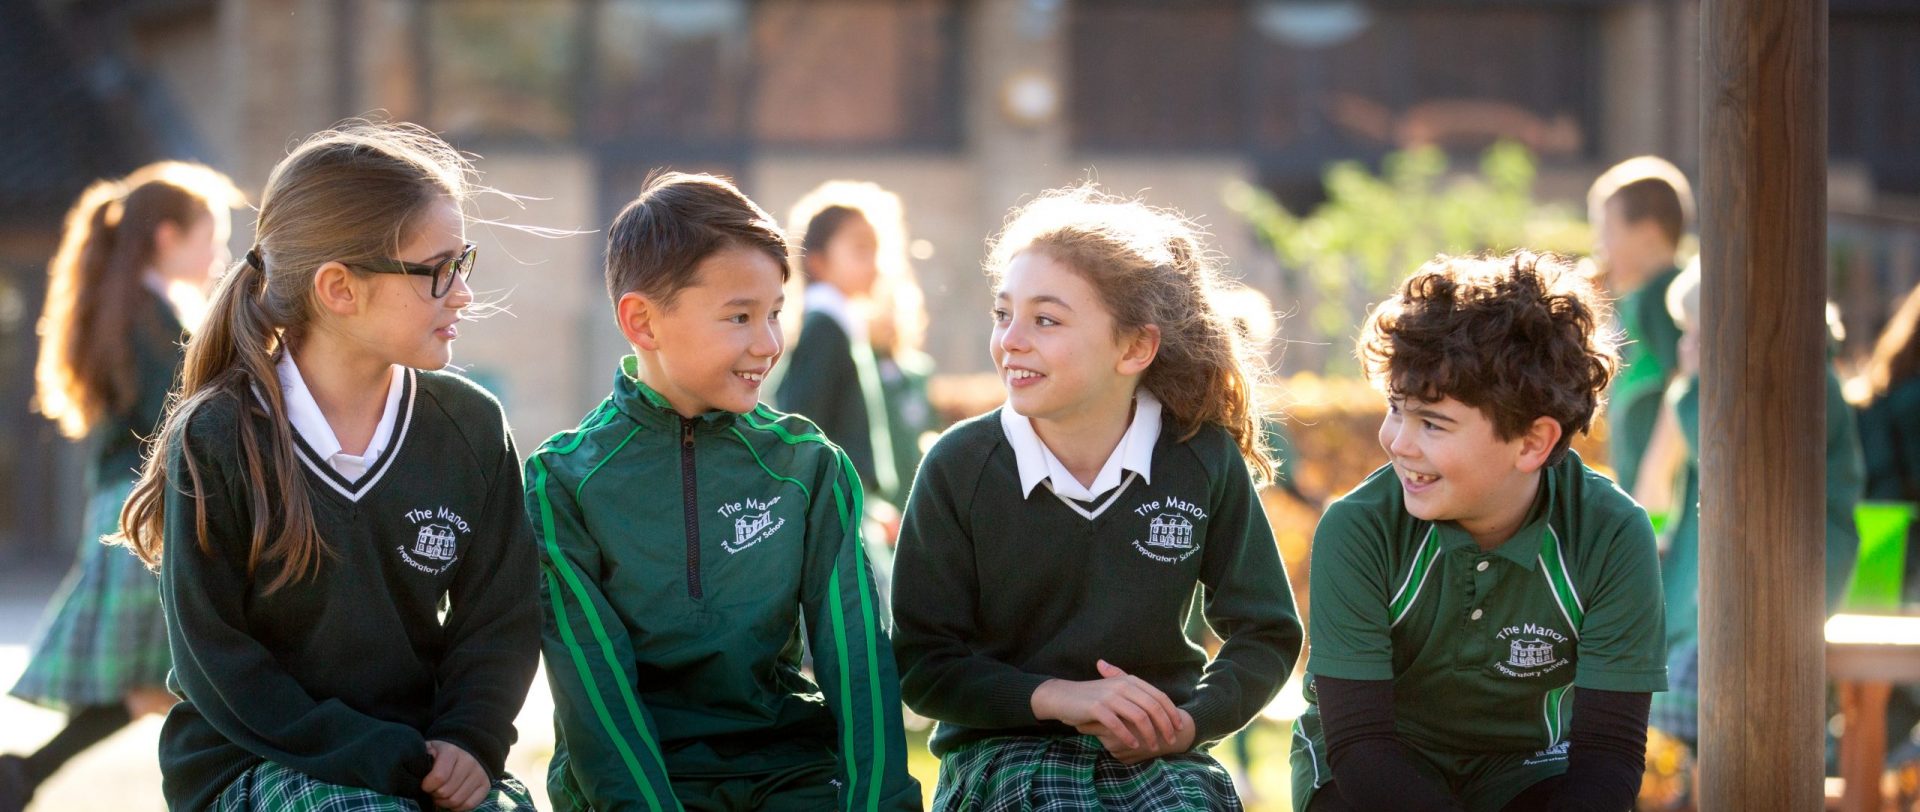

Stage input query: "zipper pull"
[{"left": 681, "top": 417, "right": 695, "bottom": 449}]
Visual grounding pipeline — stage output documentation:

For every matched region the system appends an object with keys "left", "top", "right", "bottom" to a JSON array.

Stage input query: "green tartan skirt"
[
  {"left": 933, "top": 734, "right": 1241, "bottom": 812},
  {"left": 212, "top": 761, "right": 536, "bottom": 811},
  {"left": 10, "top": 478, "right": 170, "bottom": 710}
]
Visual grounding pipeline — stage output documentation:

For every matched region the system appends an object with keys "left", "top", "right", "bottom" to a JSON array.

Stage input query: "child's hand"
[
  {"left": 1080, "top": 707, "right": 1197, "bottom": 765},
  {"left": 422, "top": 740, "right": 489, "bottom": 812},
  {"left": 1030, "top": 659, "right": 1180, "bottom": 750},
  {"left": 1082, "top": 661, "right": 1197, "bottom": 764}
]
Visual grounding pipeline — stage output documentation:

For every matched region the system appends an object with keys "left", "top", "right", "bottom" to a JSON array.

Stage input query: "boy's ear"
[
  {"left": 312, "top": 261, "right": 362, "bottom": 316},
  {"left": 1115, "top": 324, "right": 1161, "bottom": 377},
  {"left": 1516, "top": 415, "right": 1564, "bottom": 473},
  {"left": 617, "top": 291, "right": 662, "bottom": 351}
]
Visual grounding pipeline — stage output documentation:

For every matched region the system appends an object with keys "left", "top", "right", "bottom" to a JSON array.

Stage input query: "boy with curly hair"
[{"left": 1290, "top": 252, "right": 1667, "bottom": 811}]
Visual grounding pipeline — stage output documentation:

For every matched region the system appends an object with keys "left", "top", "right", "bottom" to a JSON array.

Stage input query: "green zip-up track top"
[{"left": 528, "top": 358, "right": 919, "bottom": 812}]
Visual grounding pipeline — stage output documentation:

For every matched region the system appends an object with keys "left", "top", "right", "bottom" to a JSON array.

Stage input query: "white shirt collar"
[
  {"left": 1000, "top": 390, "right": 1161, "bottom": 501},
  {"left": 277, "top": 353, "right": 405, "bottom": 479},
  {"left": 803, "top": 282, "right": 866, "bottom": 343}
]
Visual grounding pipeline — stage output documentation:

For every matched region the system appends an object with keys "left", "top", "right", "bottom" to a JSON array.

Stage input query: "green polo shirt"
[
  {"left": 1608, "top": 265, "right": 1684, "bottom": 495},
  {"left": 1298, "top": 451, "right": 1667, "bottom": 759}
]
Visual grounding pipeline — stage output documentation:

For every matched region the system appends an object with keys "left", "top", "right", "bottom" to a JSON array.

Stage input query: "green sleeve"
[
  {"left": 1636, "top": 275, "right": 1684, "bottom": 385},
  {"left": 1304, "top": 501, "right": 1398, "bottom": 681},
  {"left": 426, "top": 418, "right": 541, "bottom": 780},
  {"left": 1570, "top": 512, "right": 1669, "bottom": 693},
  {"left": 159, "top": 398, "right": 433, "bottom": 795},
  {"left": 891, "top": 439, "right": 1053, "bottom": 728},
  {"left": 527, "top": 454, "right": 684, "bottom": 812},
  {"left": 799, "top": 446, "right": 922, "bottom": 812},
  {"left": 1608, "top": 273, "right": 1685, "bottom": 495},
  {"left": 1184, "top": 446, "right": 1304, "bottom": 745}
]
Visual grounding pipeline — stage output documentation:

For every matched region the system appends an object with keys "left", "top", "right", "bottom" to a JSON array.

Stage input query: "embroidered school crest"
[
  {"left": 1493, "top": 621, "right": 1572, "bottom": 678},
  {"left": 397, "top": 506, "right": 469, "bottom": 575},
  {"left": 719, "top": 496, "right": 786, "bottom": 554},
  {"left": 1146, "top": 514, "right": 1195, "bottom": 550},
  {"left": 1129, "top": 495, "right": 1207, "bottom": 563},
  {"left": 1508, "top": 639, "right": 1556, "bottom": 669},
  {"left": 413, "top": 525, "right": 457, "bottom": 561}
]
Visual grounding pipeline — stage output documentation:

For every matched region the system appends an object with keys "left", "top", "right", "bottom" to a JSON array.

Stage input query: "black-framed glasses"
[{"left": 350, "top": 243, "right": 477, "bottom": 298}]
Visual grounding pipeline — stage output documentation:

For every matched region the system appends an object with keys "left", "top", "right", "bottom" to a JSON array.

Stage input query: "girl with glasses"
[{"left": 117, "top": 122, "right": 542, "bottom": 812}]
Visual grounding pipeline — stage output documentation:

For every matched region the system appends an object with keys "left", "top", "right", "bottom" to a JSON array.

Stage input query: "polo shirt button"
[
  {"left": 1471, "top": 608, "right": 1484, "bottom": 620},
  {"left": 1476, "top": 561, "right": 1490, "bottom": 572}
]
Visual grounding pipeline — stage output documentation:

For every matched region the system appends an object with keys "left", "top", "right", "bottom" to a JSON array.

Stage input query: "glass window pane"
[{"left": 425, "top": 0, "right": 578, "bottom": 141}]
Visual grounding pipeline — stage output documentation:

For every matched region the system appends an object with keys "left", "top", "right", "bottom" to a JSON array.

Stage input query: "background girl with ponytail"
[
  {"left": 118, "top": 122, "right": 541, "bottom": 812},
  {"left": 889, "top": 186, "right": 1303, "bottom": 810},
  {"left": 3, "top": 161, "right": 242, "bottom": 812}
]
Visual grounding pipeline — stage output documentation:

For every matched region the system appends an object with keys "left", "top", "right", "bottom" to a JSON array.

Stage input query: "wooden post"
[{"left": 1698, "top": 0, "right": 1827, "bottom": 808}]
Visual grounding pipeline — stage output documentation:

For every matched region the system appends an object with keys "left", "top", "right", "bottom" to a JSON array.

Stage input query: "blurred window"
[
  {"left": 1831, "top": 10, "right": 1920, "bottom": 195},
  {"left": 1071, "top": 1, "right": 1599, "bottom": 168},
  {"left": 751, "top": 0, "right": 965, "bottom": 149},
  {"left": 422, "top": 0, "right": 581, "bottom": 142},
  {"left": 587, "top": 0, "right": 755, "bottom": 149}
]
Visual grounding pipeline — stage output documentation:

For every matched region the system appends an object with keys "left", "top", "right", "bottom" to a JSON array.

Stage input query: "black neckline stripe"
[{"left": 284, "top": 368, "right": 417, "bottom": 502}]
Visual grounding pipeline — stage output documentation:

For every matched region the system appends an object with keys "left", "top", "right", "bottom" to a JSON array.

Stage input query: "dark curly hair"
[{"left": 1358, "top": 251, "right": 1619, "bottom": 464}]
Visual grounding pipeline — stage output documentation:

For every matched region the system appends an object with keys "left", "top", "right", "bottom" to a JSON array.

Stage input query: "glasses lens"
[{"left": 438, "top": 245, "right": 476, "bottom": 297}]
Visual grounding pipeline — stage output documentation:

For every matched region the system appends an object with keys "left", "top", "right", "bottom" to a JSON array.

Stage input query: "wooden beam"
[{"left": 1698, "top": 0, "right": 1828, "bottom": 807}]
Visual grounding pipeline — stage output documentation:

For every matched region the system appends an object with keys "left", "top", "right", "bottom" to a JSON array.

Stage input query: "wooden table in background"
[{"left": 1827, "top": 614, "right": 1920, "bottom": 812}]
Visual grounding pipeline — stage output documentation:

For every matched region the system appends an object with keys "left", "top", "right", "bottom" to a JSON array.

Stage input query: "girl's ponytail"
[
  {"left": 121, "top": 249, "right": 327, "bottom": 593},
  {"left": 34, "top": 179, "right": 130, "bottom": 438},
  {"left": 36, "top": 164, "right": 240, "bottom": 439}
]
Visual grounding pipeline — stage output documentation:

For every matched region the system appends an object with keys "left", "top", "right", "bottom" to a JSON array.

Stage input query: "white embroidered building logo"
[
  {"left": 719, "top": 496, "right": 786, "bottom": 554},
  {"left": 397, "top": 506, "right": 470, "bottom": 575},
  {"left": 1146, "top": 514, "right": 1194, "bottom": 550},
  {"left": 413, "top": 524, "right": 457, "bottom": 561},
  {"left": 1508, "top": 639, "right": 1556, "bottom": 669}
]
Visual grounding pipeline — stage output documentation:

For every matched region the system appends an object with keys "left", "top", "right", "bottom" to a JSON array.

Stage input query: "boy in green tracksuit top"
[
  {"left": 529, "top": 172, "right": 921, "bottom": 811},
  {"left": 1290, "top": 252, "right": 1668, "bottom": 812}
]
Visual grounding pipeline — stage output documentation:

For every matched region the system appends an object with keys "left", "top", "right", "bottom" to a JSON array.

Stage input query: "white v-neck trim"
[
  {"left": 1000, "top": 391, "right": 1161, "bottom": 518},
  {"left": 274, "top": 354, "right": 413, "bottom": 501}
]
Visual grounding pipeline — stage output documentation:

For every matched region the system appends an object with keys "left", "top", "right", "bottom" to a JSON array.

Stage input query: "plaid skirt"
[
  {"left": 1648, "top": 640, "right": 1700, "bottom": 746},
  {"left": 212, "top": 761, "right": 536, "bottom": 811},
  {"left": 9, "top": 478, "right": 170, "bottom": 711},
  {"left": 933, "top": 734, "right": 1242, "bottom": 812}
]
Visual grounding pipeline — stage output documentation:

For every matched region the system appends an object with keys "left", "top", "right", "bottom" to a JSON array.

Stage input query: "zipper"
[{"left": 680, "top": 417, "right": 702, "bottom": 599}]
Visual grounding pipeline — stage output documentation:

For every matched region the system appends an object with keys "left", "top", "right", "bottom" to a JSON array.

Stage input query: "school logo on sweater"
[
  {"left": 1130, "top": 495, "right": 1207, "bottom": 563},
  {"left": 719, "top": 496, "right": 786, "bottom": 554},
  {"left": 1494, "top": 622, "right": 1571, "bottom": 678},
  {"left": 398, "top": 506, "right": 469, "bottom": 575}
]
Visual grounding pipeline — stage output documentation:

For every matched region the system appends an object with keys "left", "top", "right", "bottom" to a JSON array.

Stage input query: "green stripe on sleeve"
[
  {"left": 740, "top": 410, "right": 891, "bottom": 811},
  {"left": 531, "top": 456, "right": 675, "bottom": 812},
  {"left": 1389, "top": 527, "right": 1440, "bottom": 626}
]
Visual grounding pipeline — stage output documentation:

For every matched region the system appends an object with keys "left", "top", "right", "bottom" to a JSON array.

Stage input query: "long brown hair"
[
  {"left": 118, "top": 122, "right": 479, "bottom": 592},
  {"left": 34, "top": 162, "right": 241, "bottom": 438},
  {"left": 987, "top": 185, "right": 1276, "bottom": 483},
  {"left": 1863, "top": 282, "right": 1920, "bottom": 401}
]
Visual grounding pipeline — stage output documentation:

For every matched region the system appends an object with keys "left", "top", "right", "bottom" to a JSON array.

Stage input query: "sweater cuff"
[
  {"left": 1180, "top": 690, "right": 1243, "bottom": 747},
  {"left": 987, "top": 672, "right": 1052, "bottom": 726}
]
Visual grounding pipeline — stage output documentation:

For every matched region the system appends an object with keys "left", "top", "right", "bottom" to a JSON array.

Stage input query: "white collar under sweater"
[
  {"left": 1000, "top": 390, "right": 1161, "bottom": 504},
  {"left": 803, "top": 282, "right": 866, "bottom": 344},
  {"left": 277, "top": 353, "right": 406, "bottom": 481}
]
